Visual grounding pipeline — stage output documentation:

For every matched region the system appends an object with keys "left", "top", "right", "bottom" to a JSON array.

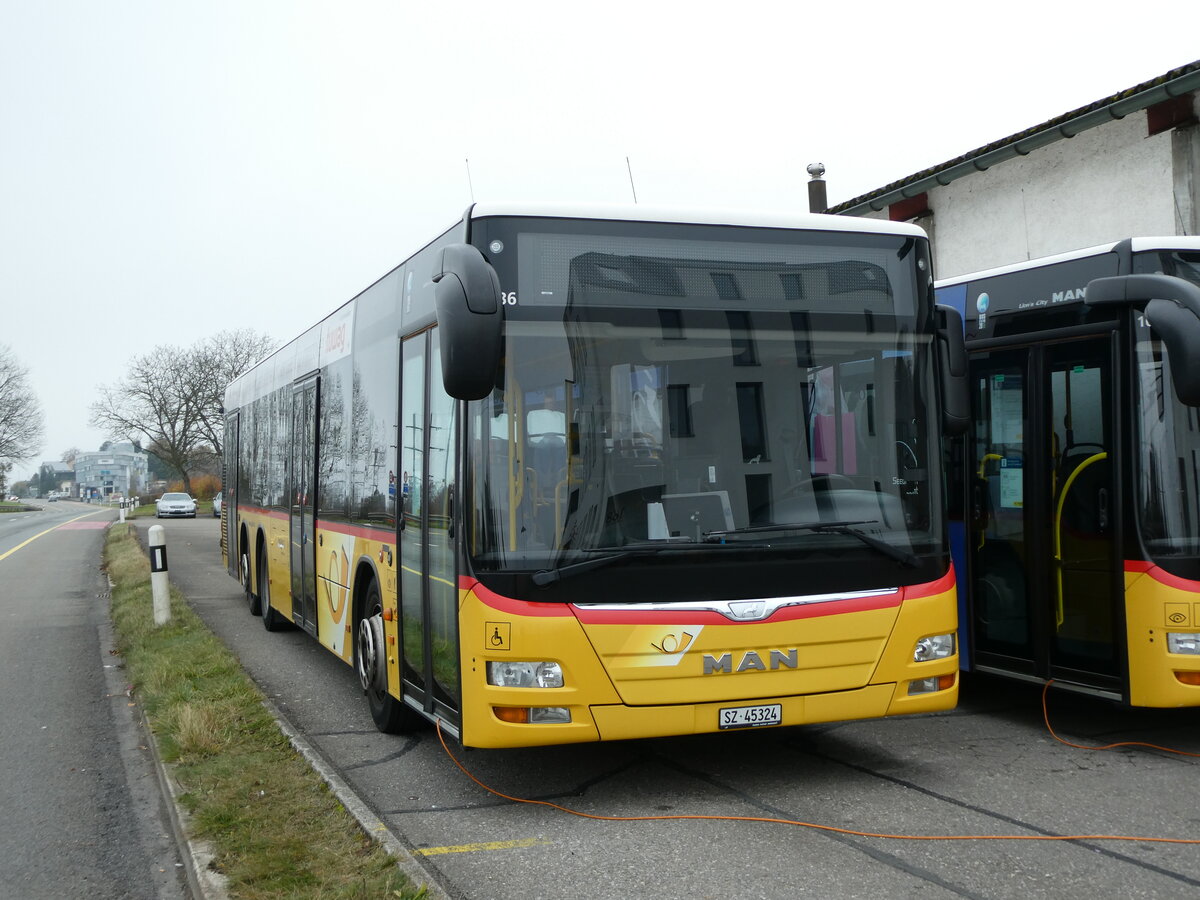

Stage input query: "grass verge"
[{"left": 104, "top": 523, "right": 426, "bottom": 899}]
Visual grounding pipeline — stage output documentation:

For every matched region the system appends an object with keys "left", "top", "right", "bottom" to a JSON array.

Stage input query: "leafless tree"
[
  {"left": 0, "top": 344, "right": 46, "bottom": 467},
  {"left": 90, "top": 330, "right": 273, "bottom": 493},
  {"left": 190, "top": 330, "right": 276, "bottom": 457}
]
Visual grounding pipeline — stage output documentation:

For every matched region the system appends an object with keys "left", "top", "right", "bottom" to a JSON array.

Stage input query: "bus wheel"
[
  {"left": 356, "top": 581, "right": 417, "bottom": 734},
  {"left": 261, "top": 557, "right": 284, "bottom": 632},
  {"left": 243, "top": 550, "right": 261, "bottom": 616}
]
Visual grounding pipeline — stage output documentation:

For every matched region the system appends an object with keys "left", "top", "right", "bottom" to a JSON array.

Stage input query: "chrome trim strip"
[{"left": 573, "top": 587, "right": 899, "bottom": 622}]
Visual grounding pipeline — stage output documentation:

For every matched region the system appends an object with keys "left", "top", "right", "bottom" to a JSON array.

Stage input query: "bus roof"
[
  {"left": 468, "top": 201, "right": 929, "bottom": 239},
  {"left": 936, "top": 236, "right": 1200, "bottom": 288}
]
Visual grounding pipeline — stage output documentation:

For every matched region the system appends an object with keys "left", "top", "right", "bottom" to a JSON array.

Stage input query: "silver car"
[
  {"left": 212, "top": 492, "right": 222, "bottom": 518},
  {"left": 156, "top": 492, "right": 197, "bottom": 518}
]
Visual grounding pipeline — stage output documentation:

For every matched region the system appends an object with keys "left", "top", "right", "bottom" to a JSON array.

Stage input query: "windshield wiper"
[
  {"left": 704, "top": 519, "right": 918, "bottom": 568},
  {"left": 530, "top": 540, "right": 695, "bottom": 586},
  {"left": 703, "top": 519, "right": 875, "bottom": 540}
]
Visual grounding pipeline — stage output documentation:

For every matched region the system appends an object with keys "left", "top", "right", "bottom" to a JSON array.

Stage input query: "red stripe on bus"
[
  {"left": 465, "top": 579, "right": 574, "bottom": 617},
  {"left": 569, "top": 591, "right": 902, "bottom": 626},
  {"left": 461, "top": 574, "right": 955, "bottom": 625},
  {"left": 1125, "top": 560, "right": 1200, "bottom": 592},
  {"left": 901, "top": 565, "right": 955, "bottom": 600},
  {"left": 235, "top": 506, "right": 394, "bottom": 543}
]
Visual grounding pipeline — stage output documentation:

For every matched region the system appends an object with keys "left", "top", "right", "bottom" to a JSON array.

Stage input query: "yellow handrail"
[
  {"left": 975, "top": 453, "right": 1004, "bottom": 549},
  {"left": 1053, "top": 451, "right": 1107, "bottom": 629}
]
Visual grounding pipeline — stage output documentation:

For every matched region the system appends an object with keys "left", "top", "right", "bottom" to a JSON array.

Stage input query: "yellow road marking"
[
  {"left": 400, "top": 564, "right": 455, "bottom": 588},
  {"left": 417, "top": 837, "right": 552, "bottom": 856},
  {"left": 0, "top": 511, "right": 107, "bottom": 563}
]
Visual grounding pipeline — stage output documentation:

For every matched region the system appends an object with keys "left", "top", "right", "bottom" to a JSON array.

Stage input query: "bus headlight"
[
  {"left": 913, "top": 633, "right": 956, "bottom": 662},
  {"left": 487, "top": 661, "right": 564, "bottom": 688},
  {"left": 1167, "top": 633, "right": 1200, "bottom": 654}
]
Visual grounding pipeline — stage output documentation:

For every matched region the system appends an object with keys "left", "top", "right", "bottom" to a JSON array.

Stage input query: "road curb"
[
  {"left": 122, "top": 518, "right": 450, "bottom": 899},
  {"left": 103, "top": 569, "right": 227, "bottom": 900},
  {"left": 136, "top": 699, "right": 232, "bottom": 900},
  {"left": 262, "top": 696, "right": 452, "bottom": 900}
]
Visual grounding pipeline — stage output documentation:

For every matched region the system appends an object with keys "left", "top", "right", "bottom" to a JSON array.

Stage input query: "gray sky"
[{"left": 2, "top": 1, "right": 1197, "bottom": 478}]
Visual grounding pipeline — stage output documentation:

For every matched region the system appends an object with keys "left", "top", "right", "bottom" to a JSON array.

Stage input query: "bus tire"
[
  {"left": 261, "top": 551, "right": 284, "bottom": 632},
  {"left": 243, "top": 549, "right": 261, "bottom": 616},
  {"left": 356, "top": 580, "right": 418, "bottom": 734}
]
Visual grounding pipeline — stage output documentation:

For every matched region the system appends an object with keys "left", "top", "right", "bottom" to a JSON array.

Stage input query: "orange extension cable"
[
  {"left": 1041, "top": 679, "right": 1200, "bottom": 758},
  {"left": 436, "top": 714, "right": 1199, "bottom": 845}
]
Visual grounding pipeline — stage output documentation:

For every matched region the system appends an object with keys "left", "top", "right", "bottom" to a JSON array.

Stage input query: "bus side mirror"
[
  {"left": 434, "top": 244, "right": 504, "bottom": 400},
  {"left": 936, "top": 304, "right": 969, "bottom": 436},
  {"left": 1086, "top": 274, "right": 1200, "bottom": 407}
]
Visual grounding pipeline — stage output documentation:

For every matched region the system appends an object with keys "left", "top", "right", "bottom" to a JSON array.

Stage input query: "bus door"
[
  {"left": 968, "top": 334, "right": 1122, "bottom": 692},
  {"left": 290, "top": 376, "right": 319, "bottom": 635},
  {"left": 223, "top": 410, "right": 239, "bottom": 579},
  {"left": 399, "top": 330, "right": 461, "bottom": 723}
]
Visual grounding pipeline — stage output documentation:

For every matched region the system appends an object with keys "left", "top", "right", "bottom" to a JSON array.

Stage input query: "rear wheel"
[
  {"left": 243, "top": 548, "right": 261, "bottom": 616},
  {"left": 261, "top": 553, "right": 284, "bottom": 631},
  {"left": 355, "top": 581, "right": 419, "bottom": 734}
]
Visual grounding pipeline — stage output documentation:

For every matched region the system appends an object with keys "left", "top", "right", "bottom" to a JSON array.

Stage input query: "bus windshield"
[
  {"left": 1135, "top": 312, "right": 1200, "bottom": 575},
  {"left": 468, "top": 221, "right": 943, "bottom": 592}
]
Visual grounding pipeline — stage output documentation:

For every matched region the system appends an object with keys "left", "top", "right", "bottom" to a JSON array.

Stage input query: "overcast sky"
[{"left": 2, "top": 2, "right": 1197, "bottom": 478}]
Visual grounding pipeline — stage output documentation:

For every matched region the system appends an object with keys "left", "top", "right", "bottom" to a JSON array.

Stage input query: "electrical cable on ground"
[
  {"left": 436, "top": 719, "right": 1199, "bottom": 845},
  {"left": 1041, "top": 679, "right": 1200, "bottom": 757}
]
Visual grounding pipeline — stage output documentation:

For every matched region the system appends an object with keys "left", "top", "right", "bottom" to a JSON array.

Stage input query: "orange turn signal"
[{"left": 492, "top": 707, "right": 530, "bottom": 724}]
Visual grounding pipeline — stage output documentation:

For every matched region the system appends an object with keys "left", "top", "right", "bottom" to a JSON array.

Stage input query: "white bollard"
[
  {"left": 119, "top": 502, "right": 126, "bottom": 524},
  {"left": 148, "top": 524, "right": 171, "bottom": 625}
]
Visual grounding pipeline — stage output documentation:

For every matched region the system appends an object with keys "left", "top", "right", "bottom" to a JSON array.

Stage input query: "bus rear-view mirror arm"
[
  {"left": 434, "top": 243, "right": 505, "bottom": 400},
  {"left": 935, "top": 304, "right": 969, "bottom": 436},
  {"left": 1086, "top": 274, "right": 1200, "bottom": 407}
]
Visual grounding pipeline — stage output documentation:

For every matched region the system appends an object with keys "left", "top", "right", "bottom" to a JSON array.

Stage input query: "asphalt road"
[
  {"left": 0, "top": 501, "right": 185, "bottom": 899},
  {"left": 137, "top": 514, "right": 1200, "bottom": 900}
]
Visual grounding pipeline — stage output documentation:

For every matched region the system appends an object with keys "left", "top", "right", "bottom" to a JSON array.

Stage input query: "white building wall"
[
  {"left": 850, "top": 92, "right": 1200, "bottom": 281},
  {"left": 932, "top": 111, "right": 1175, "bottom": 278}
]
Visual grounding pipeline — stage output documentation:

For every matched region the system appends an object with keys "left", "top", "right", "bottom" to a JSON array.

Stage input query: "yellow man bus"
[
  {"left": 938, "top": 238, "right": 1200, "bottom": 706},
  {"left": 222, "top": 203, "right": 968, "bottom": 748}
]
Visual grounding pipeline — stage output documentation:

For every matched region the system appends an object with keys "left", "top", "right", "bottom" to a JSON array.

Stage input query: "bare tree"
[
  {"left": 90, "top": 331, "right": 273, "bottom": 494},
  {"left": 190, "top": 330, "right": 276, "bottom": 457},
  {"left": 91, "top": 345, "right": 206, "bottom": 493},
  {"left": 0, "top": 344, "right": 46, "bottom": 467}
]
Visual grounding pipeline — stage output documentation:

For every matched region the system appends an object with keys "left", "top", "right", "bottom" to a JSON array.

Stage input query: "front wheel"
[{"left": 355, "top": 581, "right": 419, "bottom": 734}]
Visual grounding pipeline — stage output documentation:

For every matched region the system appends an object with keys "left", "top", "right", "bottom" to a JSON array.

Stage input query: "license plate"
[{"left": 718, "top": 703, "right": 782, "bottom": 730}]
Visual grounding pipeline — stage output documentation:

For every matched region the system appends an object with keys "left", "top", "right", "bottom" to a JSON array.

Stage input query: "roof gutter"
[{"left": 832, "top": 65, "right": 1200, "bottom": 217}]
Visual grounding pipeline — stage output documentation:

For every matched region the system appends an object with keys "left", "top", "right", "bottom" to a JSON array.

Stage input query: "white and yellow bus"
[{"left": 222, "top": 203, "right": 968, "bottom": 748}]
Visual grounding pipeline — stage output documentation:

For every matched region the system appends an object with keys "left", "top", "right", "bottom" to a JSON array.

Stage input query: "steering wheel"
[{"left": 781, "top": 472, "right": 855, "bottom": 499}]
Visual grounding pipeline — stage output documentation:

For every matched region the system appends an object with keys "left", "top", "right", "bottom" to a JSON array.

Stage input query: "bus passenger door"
[
  {"left": 223, "top": 411, "right": 239, "bottom": 579},
  {"left": 290, "top": 377, "right": 319, "bottom": 635},
  {"left": 399, "top": 330, "right": 461, "bottom": 724},
  {"left": 968, "top": 336, "right": 1120, "bottom": 691}
]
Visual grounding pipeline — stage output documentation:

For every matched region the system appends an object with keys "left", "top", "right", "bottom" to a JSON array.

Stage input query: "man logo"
[{"left": 703, "top": 649, "right": 799, "bottom": 674}]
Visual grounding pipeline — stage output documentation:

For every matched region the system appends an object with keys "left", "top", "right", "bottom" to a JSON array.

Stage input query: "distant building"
[
  {"left": 37, "top": 460, "right": 75, "bottom": 497},
  {"left": 75, "top": 442, "right": 149, "bottom": 501},
  {"left": 831, "top": 60, "right": 1200, "bottom": 279}
]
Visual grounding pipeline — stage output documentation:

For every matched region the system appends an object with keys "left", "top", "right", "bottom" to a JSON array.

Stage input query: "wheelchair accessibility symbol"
[{"left": 486, "top": 622, "right": 511, "bottom": 651}]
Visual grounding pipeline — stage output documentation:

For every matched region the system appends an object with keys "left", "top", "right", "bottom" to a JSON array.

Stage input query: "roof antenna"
[
  {"left": 625, "top": 156, "right": 639, "bottom": 204},
  {"left": 465, "top": 158, "right": 475, "bottom": 202}
]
